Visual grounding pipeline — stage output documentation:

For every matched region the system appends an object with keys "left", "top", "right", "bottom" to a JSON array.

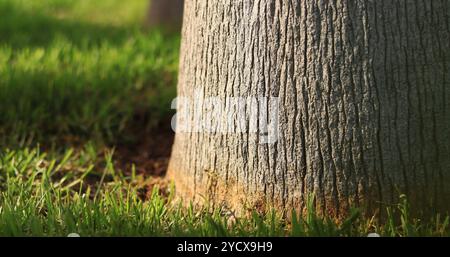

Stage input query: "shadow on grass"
[
  {"left": 0, "top": 66, "right": 177, "bottom": 147},
  {"left": 0, "top": 1, "right": 178, "bottom": 177},
  {"left": 0, "top": 66, "right": 176, "bottom": 176}
]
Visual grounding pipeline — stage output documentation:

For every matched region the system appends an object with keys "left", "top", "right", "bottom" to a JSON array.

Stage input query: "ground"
[{"left": 0, "top": 0, "right": 448, "bottom": 236}]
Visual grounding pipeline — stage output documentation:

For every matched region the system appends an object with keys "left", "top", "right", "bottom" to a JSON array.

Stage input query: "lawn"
[{"left": 0, "top": 0, "right": 448, "bottom": 236}]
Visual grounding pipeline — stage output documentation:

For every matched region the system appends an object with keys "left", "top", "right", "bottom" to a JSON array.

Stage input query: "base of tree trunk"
[
  {"left": 167, "top": 150, "right": 359, "bottom": 219},
  {"left": 168, "top": 160, "right": 448, "bottom": 219},
  {"left": 167, "top": 162, "right": 269, "bottom": 216}
]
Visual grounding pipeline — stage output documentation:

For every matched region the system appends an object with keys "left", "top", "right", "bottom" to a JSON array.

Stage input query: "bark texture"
[
  {"left": 147, "top": 0, "right": 184, "bottom": 30},
  {"left": 168, "top": 0, "right": 450, "bottom": 217}
]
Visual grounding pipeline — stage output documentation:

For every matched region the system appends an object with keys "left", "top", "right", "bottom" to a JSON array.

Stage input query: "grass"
[
  {"left": 0, "top": 0, "right": 449, "bottom": 237},
  {"left": 0, "top": 0, "right": 179, "bottom": 147},
  {"left": 1, "top": 146, "right": 449, "bottom": 237}
]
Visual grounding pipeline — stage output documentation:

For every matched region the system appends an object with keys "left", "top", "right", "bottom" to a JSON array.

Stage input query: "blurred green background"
[{"left": 0, "top": 0, "right": 180, "bottom": 148}]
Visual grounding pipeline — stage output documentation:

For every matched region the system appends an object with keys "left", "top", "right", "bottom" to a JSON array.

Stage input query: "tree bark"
[
  {"left": 168, "top": 0, "right": 450, "bottom": 217},
  {"left": 147, "top": 0, "right": 184, "bottom": 30}
]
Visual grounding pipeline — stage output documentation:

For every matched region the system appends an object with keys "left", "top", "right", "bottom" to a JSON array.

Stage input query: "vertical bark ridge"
[{"left": 168, "top": 0, "right": 450, "bottom": 217}]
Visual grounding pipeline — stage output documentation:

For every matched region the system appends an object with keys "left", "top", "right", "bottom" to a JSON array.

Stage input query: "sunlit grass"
[
  {"left": 0, "top": 0, "right": 148, "bottom": 26},
  {"left": 0, "top": 146, "right": 448, "bottom": 236}
]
